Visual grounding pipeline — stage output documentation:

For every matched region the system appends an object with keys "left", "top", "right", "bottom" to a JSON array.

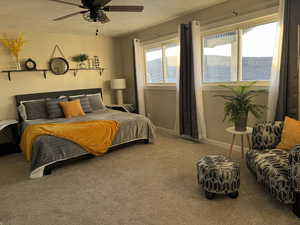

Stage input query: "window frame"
[
  {"left": 201, "top": 15, "right": 278, "bottom": 87},
  {"left": 143, "top": 38, "right": 179, "bottom": 86}
]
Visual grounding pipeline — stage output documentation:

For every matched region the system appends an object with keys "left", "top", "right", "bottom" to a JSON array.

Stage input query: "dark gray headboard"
[{"left": 15, "top": 88, "right": 102, "bottom": 106}]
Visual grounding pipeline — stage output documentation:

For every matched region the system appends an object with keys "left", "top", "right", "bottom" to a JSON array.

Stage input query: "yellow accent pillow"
[
  {"left": 276, "top": 116, "right": 300, "bottom": 150},
  {"left": 59, "top": 99, "right": 85, "bottom": 118}
]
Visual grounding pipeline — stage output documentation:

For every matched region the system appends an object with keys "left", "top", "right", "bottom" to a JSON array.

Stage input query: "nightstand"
[
  {"left": 0, "top": 120, "right": 20, "bottom": 155},
  {"left": 106, "top": 104, "right": 136, "bottom": 113}
]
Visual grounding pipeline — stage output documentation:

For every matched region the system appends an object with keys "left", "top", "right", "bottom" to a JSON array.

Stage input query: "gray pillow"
[
  {"left": 23, "top": 100, "right": 48, "bottom": 120},
  {"left": 46, "top": 97, "right": 68, "bottom": 119},
  {"left": 69, "top": 95, "right": 93, "bottom": 113},
  {"left": 87, "top": 94, "right": 106, "bottom": 111}
]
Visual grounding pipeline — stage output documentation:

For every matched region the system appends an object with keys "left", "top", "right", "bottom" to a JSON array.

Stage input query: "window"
[
  {"left": 145, "top": 41, "right": 179, "bottom": 84},
  {"left": 202, "top": 21, "right": 278, "bottom": 83},
  {"left": 203, "top": 31, "right": 237, "bottom": 82}
]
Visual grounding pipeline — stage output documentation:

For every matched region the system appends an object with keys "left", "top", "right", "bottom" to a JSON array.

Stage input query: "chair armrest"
[
  {"left": 252, "top": 121, "right": 283, "bottom": 150},
  {"left": 289, "top": 145, "right": 300, "bottom": 192}
]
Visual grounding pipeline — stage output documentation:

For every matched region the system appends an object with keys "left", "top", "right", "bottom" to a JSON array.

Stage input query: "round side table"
[{"left": 226, "top": 127, "right": 253, "bottom": 159}]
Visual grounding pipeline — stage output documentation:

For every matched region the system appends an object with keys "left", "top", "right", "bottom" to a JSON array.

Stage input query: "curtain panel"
[
  {"left": 178, "top": 21, "right": 206, "bottom": 140},
  {"left": 267, "top": 0, "right": 285, "bottom": 121},
  {"left": 133, "top": 39, "right": 146, "bottom": 115},
  {"left": 276, "top": 0, "right": 300, "bottom": 120}
]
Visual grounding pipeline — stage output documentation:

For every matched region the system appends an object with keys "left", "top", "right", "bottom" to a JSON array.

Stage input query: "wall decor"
[
  {"left": 49, "top": 57, "right": 69, "bottom": 75},
  {"left": 93, "top": 56, "right": 100, "bottom": 69},
  {"left": 0, "top": 34, "right": 26, "bottom": 70},
  {"left": 24, "top": 58, "right": 37, "bottom": 70},
  {"left": 71, "top": 54, "right": 89, "bottom": 69},
  {"left": 49, "top": 44, "right": 69, "bottom": 75}
]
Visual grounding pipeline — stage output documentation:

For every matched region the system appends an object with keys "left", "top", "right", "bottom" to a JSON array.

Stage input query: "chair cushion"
[
  {"left": 276, "top": 116, "right": 300, "bottom": 150},
  {"left": 252, "top": 121, "right": 283, "bottom": 150},
  {"left": 246, "top": 149, "right": 295, "bottom": 203}
]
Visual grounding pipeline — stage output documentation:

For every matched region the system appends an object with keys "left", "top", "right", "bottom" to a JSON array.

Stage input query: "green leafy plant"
[
  {"left": 215, "top": 82, "right": 267, "bottom": 129},
  {"left": 71, "top": 54, "right": 89, "bottom": 62}
]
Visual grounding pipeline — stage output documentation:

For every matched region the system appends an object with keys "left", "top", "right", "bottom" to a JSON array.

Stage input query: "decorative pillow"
[
  {"left": 69, "top": 95, "right": 93, "bottom": 113},
  {"left": 276, "top": 116, "right": 300, "bottom": 150},
  {"left": 17, "top": 103, "right": 27, "bottom": 120},
  {"left": 22, "top": 99, "right": 48, "bottom": 120},
  {"left": 87, "top": 93, "right": 106, "bottom": 111},
  {"left": 46, "top": 97, "right": 68, "bottom": 119},
  {"left": 59, "top": 99, "right": 85, "bottom": 118}
]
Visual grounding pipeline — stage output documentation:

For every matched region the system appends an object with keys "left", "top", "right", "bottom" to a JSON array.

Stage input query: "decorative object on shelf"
[
  {"left": 49, "top": 44, "right": 69, "bottom": 75},
  {"left": 111, "top": 78, "right": 126, "bottom": 105},
  {"left": 49, "top": 57, "right": 69, "bottom": 75},
  {"left": 24, "top": 58, "right": 37, "bottom": 70},
  {"left": 71, "top": 53, "right": 89, "bottom": 69},
  {"left": 215, "top": 81, "right": 266, "bottom": 131},
  {"left": 0, "top": 33, "right": 26, "bottom": 70},
  {"left": 93, "top": 56, "right": 100, "bottom": 69},
  {"left": 87, "top": 57, "right": 94, "bottom": 69}
]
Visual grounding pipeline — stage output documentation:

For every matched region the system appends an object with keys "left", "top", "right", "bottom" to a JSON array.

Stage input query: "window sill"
[
  {"left": 202, "top": 81, "right": 270, "bottom": 91},
  {"left": 144, "top": 84, "right": 176, "bottom": 91}
]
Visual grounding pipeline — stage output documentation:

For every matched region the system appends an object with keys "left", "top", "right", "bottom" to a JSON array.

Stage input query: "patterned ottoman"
[{"left": 196, "top": 155, "right": 240, "bottom": 199}]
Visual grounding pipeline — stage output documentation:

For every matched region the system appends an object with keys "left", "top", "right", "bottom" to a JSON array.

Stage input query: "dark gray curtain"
[
  {"left": 276, "top": 0, "right": 300, "bottom": 120},
  {"left": 179, "top": 23, "right": 198, "bottom": 139}
]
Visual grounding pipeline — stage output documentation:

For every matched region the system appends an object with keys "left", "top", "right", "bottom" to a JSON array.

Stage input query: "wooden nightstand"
[
  {"left": 0, "top": 120, "right": 20, "bottom": 155},
  {"left": 106, "top": 104, "right": 136, "bottom": 113}
]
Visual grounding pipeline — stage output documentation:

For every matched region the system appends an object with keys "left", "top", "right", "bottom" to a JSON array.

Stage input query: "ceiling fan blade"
[
  {"left": 103, "top": 5, "right": 144, "bottom": 12},
  {"left": 93, "top": 0, "right": 112, "bottom": 7},
  {"left": 49, "top": 0, "right": 83, "bottom": 8},
  {"left": 53, "top": 10, "right": 88, "bottom": 21}
]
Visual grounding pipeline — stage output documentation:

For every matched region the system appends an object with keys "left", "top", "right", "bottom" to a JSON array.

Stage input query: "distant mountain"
[
  {"left": 146, "top": 55, "right": 273, "bottom": 83},
  {"left": 204, "top": 55, "right": 272, "bottom": 81}
]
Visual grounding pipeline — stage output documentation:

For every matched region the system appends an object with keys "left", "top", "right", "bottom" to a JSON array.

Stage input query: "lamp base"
[{"left": 116, "top": 89, "right": 124, "bottom": 105}]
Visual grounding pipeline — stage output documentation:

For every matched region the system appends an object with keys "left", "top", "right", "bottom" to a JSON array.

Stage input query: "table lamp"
[{"left": 111, "top": 78, "right": 126, "bottom": 105}]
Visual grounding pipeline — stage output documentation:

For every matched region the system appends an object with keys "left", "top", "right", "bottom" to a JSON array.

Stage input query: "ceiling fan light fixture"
[{"left": 82, "top": 10, "right": 109, "bottom": 23}]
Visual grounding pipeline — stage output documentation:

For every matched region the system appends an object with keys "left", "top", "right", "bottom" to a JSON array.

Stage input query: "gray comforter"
[{"left": 21, "top": 109, "right": 155, "bottom": 178}]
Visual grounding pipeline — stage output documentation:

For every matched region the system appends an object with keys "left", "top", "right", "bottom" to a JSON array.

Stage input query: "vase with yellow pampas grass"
[{"left": 0, "top": 34, "right": 26, "bottom": 70}]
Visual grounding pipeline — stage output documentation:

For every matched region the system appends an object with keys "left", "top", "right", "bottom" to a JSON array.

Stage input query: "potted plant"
[
  {"left": 71, "top": 54, "right": 89, "bottom": 69},
  {"left": 215, "top": 82, "right": 266, "bottom": 131}
]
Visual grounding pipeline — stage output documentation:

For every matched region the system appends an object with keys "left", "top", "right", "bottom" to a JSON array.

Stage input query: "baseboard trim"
[
  {"left": 202, "top": 138, "right": 250, "bottom": 153},
  {"left": 156, "top": 126, "right": 249, "bottom": 153},
  {"left": 156, "top": 126, "right": 179, "bottom": 137}
]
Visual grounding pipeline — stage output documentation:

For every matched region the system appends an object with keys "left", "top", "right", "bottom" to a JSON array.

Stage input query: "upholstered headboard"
[
  {"left": 15, "top": 88, "right": 103, "bottom": 121},
  {"left": 15, "top": 88, "right": 102, "bottom": 106}
]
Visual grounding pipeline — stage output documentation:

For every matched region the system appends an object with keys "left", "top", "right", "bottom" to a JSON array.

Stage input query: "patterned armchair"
[{"left": 245, "top": 122, "right": 300, "bottom": 217}]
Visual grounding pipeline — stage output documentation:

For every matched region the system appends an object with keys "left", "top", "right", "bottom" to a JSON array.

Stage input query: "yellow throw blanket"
[{"left": 20, "top": 120, "right": 120, "bottom": 161}]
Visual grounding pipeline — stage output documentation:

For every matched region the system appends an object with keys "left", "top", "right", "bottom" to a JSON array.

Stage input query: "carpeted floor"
[{"left": 0, "top": 132, "right": 299, "bottom": 225}]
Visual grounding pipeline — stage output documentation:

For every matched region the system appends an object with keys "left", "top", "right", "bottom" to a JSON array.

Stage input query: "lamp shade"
[{"left": 111, "top": 78, "right": 126, "bottom": 90}]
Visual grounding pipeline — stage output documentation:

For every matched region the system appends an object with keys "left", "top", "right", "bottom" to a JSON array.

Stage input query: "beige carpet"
[{"left": 0, "top": 132, "right": 299, "bottom": 225}]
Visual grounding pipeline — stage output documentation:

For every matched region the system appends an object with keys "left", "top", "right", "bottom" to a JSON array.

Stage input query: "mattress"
[{"left": 21, "top": 109, "right": 155, "bottom": 178}]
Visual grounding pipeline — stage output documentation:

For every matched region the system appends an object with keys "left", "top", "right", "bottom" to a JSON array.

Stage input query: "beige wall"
[
  {"left": 118, "top": 0, "right": 278, "bottom": 145},
  {"left": 145, "top": 89, "right": 177, "bottom": 130},
  {"left": 0, "top": 30, "right": 121, "bottom": 143},
  {"left": 0, "top": 30, "right": 122, "bottom": 120},
  {"left": 203, "top": 90, "right": 268, "bottom": 145}
]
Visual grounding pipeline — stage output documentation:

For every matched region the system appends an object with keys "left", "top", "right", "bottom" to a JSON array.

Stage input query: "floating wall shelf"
[{"left": 1, "top": 68, "right": 105, "bottom": 81}]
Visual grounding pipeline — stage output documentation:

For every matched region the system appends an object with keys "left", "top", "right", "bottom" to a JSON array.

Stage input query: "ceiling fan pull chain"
[{"left": 50, "top": 44, "right": 67, "bottom": 59}]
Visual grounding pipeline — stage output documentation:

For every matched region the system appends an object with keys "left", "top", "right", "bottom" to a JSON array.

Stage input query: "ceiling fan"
[{"left": 50, "top": 0, "right": 144, "bottom": 23}]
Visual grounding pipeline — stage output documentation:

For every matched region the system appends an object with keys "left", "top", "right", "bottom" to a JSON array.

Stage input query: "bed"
[{"left": 15, "top": 88, "right": 155, "bottom": 178}]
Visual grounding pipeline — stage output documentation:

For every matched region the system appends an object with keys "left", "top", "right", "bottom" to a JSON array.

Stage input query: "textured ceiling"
[{"left": 0, "top": 0, "right": 227, "bottom": 37}]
